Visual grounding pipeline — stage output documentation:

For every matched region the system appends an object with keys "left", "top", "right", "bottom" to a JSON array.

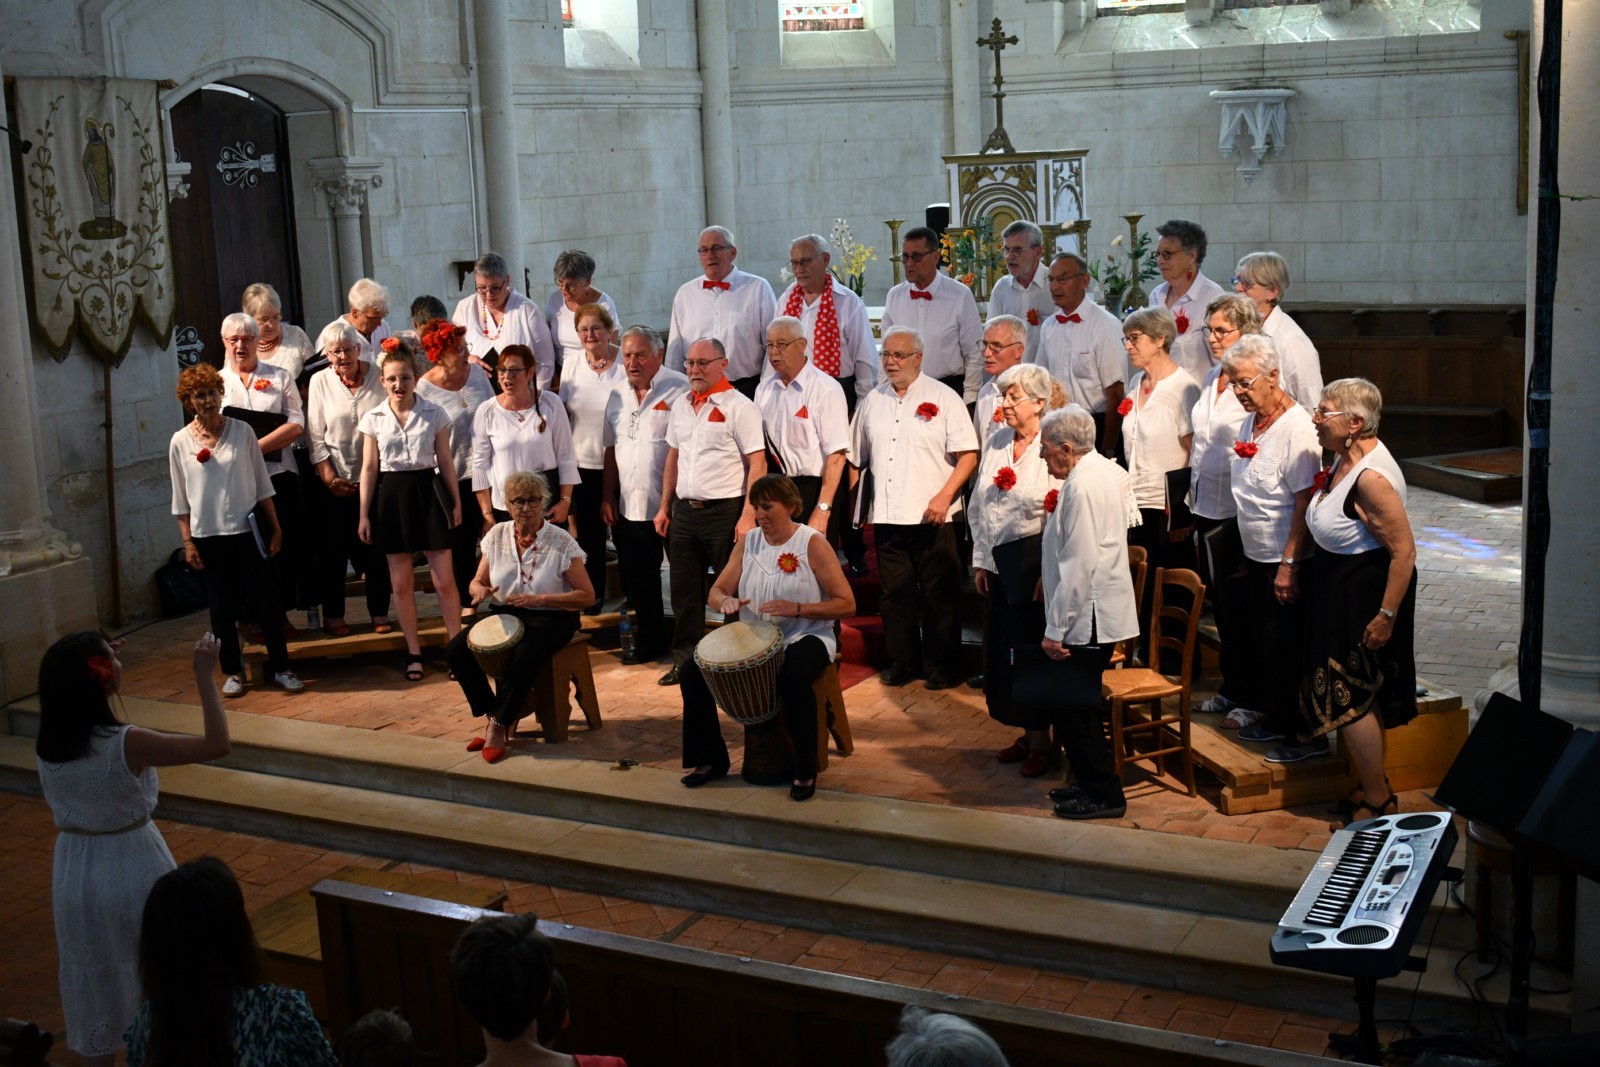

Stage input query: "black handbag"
[{"left": 154, "top": 547, "right": 208, "bottom": 618}]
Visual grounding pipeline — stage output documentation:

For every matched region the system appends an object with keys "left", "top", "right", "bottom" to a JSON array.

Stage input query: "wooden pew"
[{"left": 311, "top": 880, "right": 1323, "bottom": 1067}]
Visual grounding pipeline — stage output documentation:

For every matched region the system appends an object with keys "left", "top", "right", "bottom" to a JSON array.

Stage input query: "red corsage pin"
[
  {"left": 990, "top": 406, "right": 1003, "bottom": 423},
  {"left": 915, "top": 402, "right": 939, "bottom": 421},
  {"left": 994, "top": 466, "right": 1017, "bottom": 491},
  {"left": 1044, "top": 489, "right": 1059, "bottom": 514},
  {"left": 1313, "top": 468, "right": 1331, "bottom": 492},
  {"left": 1026, "top": 309, "right": 1041, "bottom": 326},
  {"left": 1117, "top": 397, "right": 1134, "bottom": 417},
  {"left": 197, "top": 448, "right": 212, "bottom": 463},
  {"left": 252, "top": 378, "right": 272, "bottom": 392},
  {"left": 1233, "top": 440, "right": 1260, "bottom": 459},
  {"left": 1175, "top": 311, "right": 1190, "bottom": 334},
  {"left": 777, "top": 552, "right": 800, "bottom": 574}
]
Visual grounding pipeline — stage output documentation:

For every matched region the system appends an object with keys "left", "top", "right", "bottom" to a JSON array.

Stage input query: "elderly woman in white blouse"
[
  {"left": 416, "top": 320, "right": 497, "bottom": 617},
  {"left": 446, "top": 471, "right": 595, "bottom": 764},
  {"left": 453, "top": 252, "right": 558, "bottom": 389},
  {"left": 558, "top": 302, "right": 626, "bottom": 611},
  {"left": 306, "top": 320, "right": 390, "bottom": 637},
  {"left": 970, "top": 363, "right": 1065, "bottom": 778},
  {"left": 545, "top": 249, "right": 619, "bottom": 387},
  {"left": 357, "top": 344, "right": 465, "bottom": 682},
  {"left": 1233, "top": 251, "right": 1324, "bottom": 409},
  {"left": 1120, "top": 307, "right": 1201, "bottom": 652},
  {"left": 1033, "top": 406, "right": 1140, "bottom": 821},
  {"left": 169, "top": 363, "right": 301, "bottom": 695},
  {"left": 680, "top": 474, "right": 856, "bottom": 801},
  {"left": 1220, "top": 335, "right": 1323, "bottom": 757},
  {"left": 244, "top": 283, "right": 315, "bottom": 381},
  {"left": 471, "top": 344, "right": 579, "bottom": 530},
  {"left": 1179, "top": 294, "right": 1261, "bottom": 722}
]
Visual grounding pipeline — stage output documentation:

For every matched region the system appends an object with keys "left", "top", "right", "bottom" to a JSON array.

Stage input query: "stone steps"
[{"left": 1, "top": 699, "right": 1563, "bottom": 1032}]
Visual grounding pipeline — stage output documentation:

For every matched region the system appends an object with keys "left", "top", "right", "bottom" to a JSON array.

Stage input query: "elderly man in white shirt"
[
  {"left": 322, "top": 277, "right": 393, "bottom": 364},
  {"left": 850, "top": 326, "right": 980, "bottom": 688},
  {"left": 602, "top": 326, "right": 689, "bottom": 664},
  {"left": 880, "top": 226, "right": 983, "bottom": 403},
  {"left": 654, "top": 337, "right": 768, "bottom": 684},
  {"left": 453, "top": 251, "right": 560, "bottom": 390},
  {"left": 1234, "top": 251, "right": 1324, "bottom": 409},
  {"left": 756, "top": 316, "right": 850, "bottom": 535},
  {"left": 973, "top": 315, "right": 1027, "bottom": 445},
  {"left": 987, "top": 221, "right": 1056, "bottom": 364},
  {"left": 769, "top": 233, "right": 877, "bottom": 405},
  {"left": 666, "top": 226, "right": 776, "bottom": 397},
  {"left": 1035, "top": 252, "right": 1125, "bottom": 457},
  {"left": 1149, "top": 220, "right": 1226, "bottom": 383}
]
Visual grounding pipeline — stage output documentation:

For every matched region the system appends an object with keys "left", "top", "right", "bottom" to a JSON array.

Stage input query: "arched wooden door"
[{"left": 168, "top": 85, "right": 303, "bottom": 369}]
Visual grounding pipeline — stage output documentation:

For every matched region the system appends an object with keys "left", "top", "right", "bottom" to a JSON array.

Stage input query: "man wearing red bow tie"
[
  {"left": 654, "top": 338, "right": 766, "bottom": 684},
  {"left": 666, "top": 226, "right": 776, "bottom": 398},
  {"left": 1035, "top": 253, "right": 1125, "bottom": 457},
  {"left": 602, "top": 325, "right": 689, "bottom": 663},
  {"left": 880, "top": 227, "right": 983, "bottom": 403}
]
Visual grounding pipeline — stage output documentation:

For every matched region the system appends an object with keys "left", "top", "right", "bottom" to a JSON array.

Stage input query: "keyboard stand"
[{"left": 1326, "top": 976, "right": 1382, "bottom": 1065}]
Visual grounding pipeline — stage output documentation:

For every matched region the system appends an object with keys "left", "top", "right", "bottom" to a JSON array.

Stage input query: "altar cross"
[{"left": 978, "top": 17, "right": 1019, "bottom": 154}]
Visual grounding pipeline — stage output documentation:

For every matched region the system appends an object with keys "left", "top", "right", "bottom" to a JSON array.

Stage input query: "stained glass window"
[{"left": 781, "top": 2, "right": 865, "bottom": 32}]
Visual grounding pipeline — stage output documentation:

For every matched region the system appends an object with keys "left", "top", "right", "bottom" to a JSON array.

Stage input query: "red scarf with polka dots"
[{"left": 786, "top": 282, "right": 840, "bottom": 377}]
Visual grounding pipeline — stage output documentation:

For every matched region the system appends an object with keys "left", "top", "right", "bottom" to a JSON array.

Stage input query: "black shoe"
[
  {"left": 847, "top": 560, "right": 869, "bottom": 578},
  {"left": 879, "top": 666, "right": 914, "bottom": 687},
  {"left": 1047, "top": 784, "right": 1089, "bottom": 803},
  {"left": 680, "top": 764, "right": 729, "bottom": 788},
  {"left": 967, "top": 674, "right": 985, "bottom": 689},
  {"left": 924, "top": 674, "right": 960, "bottom": 691},
  {"left": 658, "top": 665, "right": 681, "bottom": 686},
  {"left": 1052, "top": 795, "right": 1128, "bottom": 820},
  {"left": 789, "top": 781, "right": 816, "bottom": 802}
]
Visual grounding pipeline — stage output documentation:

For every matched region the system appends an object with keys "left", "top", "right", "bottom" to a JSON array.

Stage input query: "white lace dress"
[{"left": 36, "top": 725, "right": 176, "bottom": 1056}]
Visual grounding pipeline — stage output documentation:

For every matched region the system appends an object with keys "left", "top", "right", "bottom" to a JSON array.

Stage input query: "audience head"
[
  {"left": 698, "top": 226, "right": 737, "bottom": 280},
  {"left": 348, "top": 279, "right": 392, "bottom": 332},
  {"left": 1319, "top": 377, "right": 1384, "bottom": 440},
  {"left": 535, "top": 970, "right": 570, "bottom": 1048},
  {"left": 339, "top": 1009, "right": 414, "bottom": 1067},
  {"left": 1000, "top": 220, "right": 1045, "bottom": 282},
  {"left": 36, "top": 631, "right": 121, "bottom": 763},
  {"left": 1155, "top": 219, "right": 1207, "bottom": 284},
  {"left": 410, "top": 294, "right": 449, "bottom": 329},
  {"left": 885, "top": 1006, "right": 1010, "bottom": 1067},
  {"left": 451, "top": 913, "right": 557, "bottom": 1044},
  {"left": 748, "top": 472, "right": 804, "bottom": 520},
  {"left": 981, "top": 315, "right": 1027, "bottom": 377}
]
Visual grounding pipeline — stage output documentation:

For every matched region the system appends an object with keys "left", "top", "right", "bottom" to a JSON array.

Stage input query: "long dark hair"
[
  {"left": 138, "top": 857, "right": 262, "bottom": 1066},
  {"left": 35, "top": 631, "right": 120, "bottom": 763}
]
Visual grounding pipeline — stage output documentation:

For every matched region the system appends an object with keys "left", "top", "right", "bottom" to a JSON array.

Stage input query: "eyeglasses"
[
  {"left": 475, "top": 282, "right": 507, "bottom": 296},
  {"left": 764, "top": 338, "right": 802, "bottom": 352},
  {"left": 1312, "top": 407, "right": 1346, "bottom": 421},
  {"left": 1122, "top": 332, "right": 1148, "bottom": 345},
  {"left": 1001, "top": 244, "right": 1037, "bottom": 258},
  {"left": 1156, "top": 249, "right": 1190, "bottom": 261},
  {"left": 897, "top": 250, "right": 936, "bottom": 264},
  {"left": 506, "top": 498, "right": 542, "bottom": 510},
  {"left": 326, "top": 344, "right": 359, "bottom": 356},
  {"left": 1230, "top": 373, "right": 1267, "bottom": 391},
  {"left": 683, "top": 358, "right": 722, "bottom": 369},
  {"left": 879, "top": 350, "right": 917, "bottom": 362},
  {"left": 1048, "top": 273, "right": 1088, "bottom": 284},
  {"left": 999, "top": 394, "right": 1038, "bottom": 408},
  {"left": 982, "top": 340, "right": 1021, "bottom": 352},
  {"left": 787, "top": 257, "right": 818, "bottom": 270},
  {"left": 1200, "top": 326, "right": 1239, "bottom": 339},
  {"left": 497, "top": 365, "right": 528, "bottom": 376},
  {"left": 1231, "top": 276, "right": 1264, "bottom": 289},
  {"left": 697, "top": 244, "right": 732, "bottom": 256}
]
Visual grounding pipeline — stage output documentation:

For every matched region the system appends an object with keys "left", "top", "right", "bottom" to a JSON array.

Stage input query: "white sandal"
[
  {"left": 1197, "top": 694, "right": 1236, "bottom": 714},
  {"left": 1220, "top": 707, "right": 1262, "bottom": 730}
]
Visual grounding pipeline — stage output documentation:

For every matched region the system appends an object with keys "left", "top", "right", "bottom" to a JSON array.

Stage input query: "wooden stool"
[
  {"left": 1467, "top": 821, "right": 1575, "bottom": 972},
  {"left": 811, "top": 661, "right": 854, "bottom": 772},
  {"left": 515, "top": 633, "right": 602, "bottom": 744},
  {"left": 739, "top": 662, "right": 855, "bottom": 784}
]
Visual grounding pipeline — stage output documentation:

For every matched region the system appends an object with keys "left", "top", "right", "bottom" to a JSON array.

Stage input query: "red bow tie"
[
  {"left": 1056, "top": 313, "right": 1081, "bottom": 324},
  {"left": 909, "top": 289, "right": 933, "bottom": 301},
  {"left": 702, "top": 279, "right": 729, "bottom": 292}
]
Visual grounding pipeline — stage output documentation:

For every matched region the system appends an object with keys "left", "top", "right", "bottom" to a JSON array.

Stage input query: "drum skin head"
[
  {"left": 697, "top": 620, "right": 779, "bottom": 663},
  {"left": 469, "top": 614, "right": 521, "bottom": 650}
]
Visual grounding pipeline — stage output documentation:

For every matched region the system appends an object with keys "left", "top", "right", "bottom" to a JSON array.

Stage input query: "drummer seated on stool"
[
  {"left": 680, "top": 473, "right": 855, "bottom": 801},
  {"left": 446, "top": 471, "right": 595, "bottom": 764}
]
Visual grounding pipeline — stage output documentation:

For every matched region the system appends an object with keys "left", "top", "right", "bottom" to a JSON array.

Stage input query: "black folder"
[{"left": 224, "top": 406, "right": 289, "bottom": 463}]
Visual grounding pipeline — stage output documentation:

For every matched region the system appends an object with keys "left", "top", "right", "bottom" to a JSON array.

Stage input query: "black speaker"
[{"left": 924, "top": 203, "right": 950, "bottom": 237}]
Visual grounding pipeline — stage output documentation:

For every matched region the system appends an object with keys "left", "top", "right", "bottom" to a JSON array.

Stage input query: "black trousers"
[
  {"left": 682, "top": 634, "right": 830, "bottom": 780},
  {"left": 447, "top": 478, "right": 484, "bottom": 612},
  {"left": 874, "top": 522, "right": 962, "bottom": 679},
  {"left": 268, "top": 471, "right": 305, "bottom": 614},
  {"left": 1193, "top": 515, "right": 1245, "bottom": 702},
  {"left": 445, "top": 607, "right": 579, "bottom": 726},
  {"left": 194, "top": 531, "right": 288, "bottom": 676},
  {"left": 835, "top": 378, "right": 866, "bottom": 567},
  {"left": 667, "top": 497, "right": 741, "bottom": 665},
  {"left": 571, "top": 468, "right": 608, "bottom": 608},
  {"left": 321, "top": 491, "right": 392, "bottom": 621},
  {"left": 732, "top": 375, "right": 761, "bottom": 399},
  {"left": 613, "top": 518, "right": 669, "bottom": 658},
  {"left": 937, "top": 373, "right": 965, "bottom": 397},
  {"left": 1053, "top": 643, "right": 1123, "bottom": 805},
  {"left": 982, "top": 538, "right": 1048, "bottom": 729},
  {"left": 1231, "top": 558, "right": 1306, "bottom": 732}
]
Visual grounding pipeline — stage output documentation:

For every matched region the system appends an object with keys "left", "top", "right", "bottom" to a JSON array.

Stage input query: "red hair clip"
[{"left": 87, "top": 655, "right": 115, "bottom": 686}]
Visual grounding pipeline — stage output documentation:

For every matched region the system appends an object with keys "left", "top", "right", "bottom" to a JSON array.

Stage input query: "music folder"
[{"left": 224, "top": 406, "right": 289, "bottom": 463}]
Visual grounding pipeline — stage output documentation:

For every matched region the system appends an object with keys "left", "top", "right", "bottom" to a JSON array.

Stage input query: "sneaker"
[
  {"left": 273, "top": 671, "right": 305, "bottom": 693},
  {"left": 1264, "top": 740, "right": 1330, "bottom": 764},
  {"left": 222, "top": 675, "right": 245, "bottom": 697},
  {"left": 1196, "top": 694, "right": 1236, "bottom": 714},
  {"left": 1237, "top": 724, "right": 1286, "bottom": 743},
  {"left": 1053, "top": 794, "right": 1129, "bottom": 820}
]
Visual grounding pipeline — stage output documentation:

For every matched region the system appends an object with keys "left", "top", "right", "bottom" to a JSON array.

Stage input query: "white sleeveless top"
[
  {"left": 738, "top": 525, "right": 836, "bottom": 657},
  {"left": 1308, "top": 441, "right": 1407, "bottom": 556}
]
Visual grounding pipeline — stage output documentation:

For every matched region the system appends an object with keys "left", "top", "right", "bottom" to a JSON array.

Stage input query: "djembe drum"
[
  {"left": 693, "top": 620, "right": 790, "bottom": 785},
  {"left": 467, "top": 613, "right": 524, "bottom": 679}
]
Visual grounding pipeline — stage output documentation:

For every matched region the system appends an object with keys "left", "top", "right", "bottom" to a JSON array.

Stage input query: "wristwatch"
[
  {"left": 1378, "top": 607, "right": 1396, "bottom": 620},
  {"left": 815, "top": 502, "right": 832, "bottom": 513}
]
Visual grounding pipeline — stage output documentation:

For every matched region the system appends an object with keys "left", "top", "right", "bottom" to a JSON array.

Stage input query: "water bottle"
[{"left": 619, "top": 610, "right": 636, "bottom": 661}]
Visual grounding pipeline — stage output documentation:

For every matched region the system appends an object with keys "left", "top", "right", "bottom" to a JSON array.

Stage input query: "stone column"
[
  {"left": 474, "top": 0, "right": 525, "bottom": 283},
  {"left": 949, "top": 0, "right": 981, "bottom": 154},
  {"left": 696, "top": 0, "right": 736, "bottom": 227},
  {"left": 308, "top": 159, "right": 385, "bottom": 299},
  {"left": 0, "top": 52, "right": 98, "bottom": 701}
]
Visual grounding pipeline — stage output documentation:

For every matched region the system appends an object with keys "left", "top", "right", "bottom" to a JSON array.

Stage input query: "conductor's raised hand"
[{"left": 192, "top": 632, "right": 222, "bottom": 673}]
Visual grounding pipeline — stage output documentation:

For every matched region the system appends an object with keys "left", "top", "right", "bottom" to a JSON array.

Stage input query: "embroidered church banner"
[{"left": 15, "top": 77, "right": 176, "bottom": 365}]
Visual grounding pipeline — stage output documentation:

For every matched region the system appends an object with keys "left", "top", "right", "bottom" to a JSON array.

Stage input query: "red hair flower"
[
  {"left": 777, "top": 552, "right": 800, "bottom": 575},
  {"left": 1117, "top": 397, "right": 1133, "bottom": 417},
  {"left": 915, "top": 402, "right": 939, "bottom": 421},
  {"left": 1026, "top": 309, "right": 1041, "bottom": 326},
  {"left": 990, "top": 405, "right": 1003, "bottom": 423},
  {"left": 419, "top": 320, "right": 468, "bottom": 364},
  {"left": 87, "top": 655, "right": 115, "bottom": 686},
  {"left": 993, "top": 466, "right": 1017, "bottom": 491},
  {"left": 196, "top": 448, "right": 212, "bottom": 463},
  {"left": 1044, "top": 489, "right": 1059, "bottom": 514},
  {"left": 1313, "top": 468, "right": 1331, "bottom": 492},
  {"left": 251, "top": 378, "right": 272, "bottom": 392},
  {"left": 1233, "top": 440, "right": 1259, "bottom": 459},
  {"left": 1175, "top": 311, "right": 1190, "bottom": 334}
]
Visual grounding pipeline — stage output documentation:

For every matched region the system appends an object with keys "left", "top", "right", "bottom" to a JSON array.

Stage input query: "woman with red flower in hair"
[
  {"left": 35, "top": 627, "right": 232, "bottom": 1067},
  {"left": 679, "top": 474, "right": 855, "bottom": 801},
  {"left": 169, "top": 363, "right": 301, "bottom": 695},
  {"left": 969, "top": 364, "right": 1066, "bottom": 776}
]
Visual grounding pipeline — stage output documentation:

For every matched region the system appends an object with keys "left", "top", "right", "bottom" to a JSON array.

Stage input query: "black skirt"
[{"left": 374, "top": 469, "right": 452, "bottom": 554}]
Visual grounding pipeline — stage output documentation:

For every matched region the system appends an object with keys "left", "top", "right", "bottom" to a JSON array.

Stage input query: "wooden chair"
[
  {"left": 1110, "top": 545, "right": 1150, "bottom": 669},
  {"left": 1101, "top": 567, "right": 1205, "bottom": 796},
  {"left": 515, "top": 633, "right": 602, "bottom": 743}
]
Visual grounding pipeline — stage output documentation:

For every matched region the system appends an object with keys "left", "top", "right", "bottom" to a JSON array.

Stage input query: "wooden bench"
[
  {"left": 241, "top": 617, "right": 455, "bottom": 682},
  {"left": 254, "top": 865, "right": 505, "bottom": 1018}
]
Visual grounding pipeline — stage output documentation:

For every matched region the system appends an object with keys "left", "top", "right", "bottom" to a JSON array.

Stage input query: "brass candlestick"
[
  {"left": 885, "top": 218, "right": 905, "bottom": 286},
  {"left": 1120, "top": 213, "right": 1149, "bottom": 312}
]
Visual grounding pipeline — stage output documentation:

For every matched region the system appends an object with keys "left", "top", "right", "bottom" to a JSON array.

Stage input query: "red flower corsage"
[
  {"left": 1313, "top": 468, "right": 1331, "bottom": 492},
  {"left": 252, "top": 378, "right": 272, "bottom": 392},
  {"left": 1044, "top": 489, "right": 1059, "bottom": 514},
  {"left": 777, "top": 552, "right": 800, "bottom": 574},
  {"left": 1233, "top": 440, "right": 1259, "bottom": 459},
  {"left": 1175, "top": 311, "right": 1190, "bottom": 334},
  {"left": 1026, "top": 309, "right": 1041, "bottom": 326},
  {"left": 1117, "top": 397, "right": 1133, "bottom": 417},
  {"left": 707, "top": 406, "right": 727, "bottom": 423},
  {"left": 197, "top": 448, "right": 212, "bottom": 463},
  {"left": 915, "top": 402, "right": 939, "bottom": 421},
  {"left": 87, "top": 655, "right": 115, "bottom": 686},
  {"left": 991, "top": 405, "right": 1003, "bottom": 423},
  {"left": 993, "top": 466, "right": 1017, "bottom": 491}
]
